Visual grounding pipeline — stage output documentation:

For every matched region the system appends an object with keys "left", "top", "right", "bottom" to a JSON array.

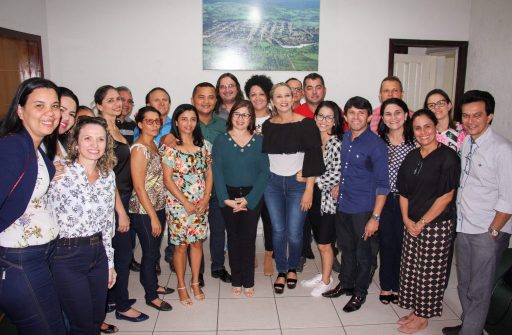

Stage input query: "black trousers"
[
  {"left": 221, "top": 186, "right": 263, "bottom": 288},
  {"left": 260, "top": 200, "right": 273, "bottom": 252}
]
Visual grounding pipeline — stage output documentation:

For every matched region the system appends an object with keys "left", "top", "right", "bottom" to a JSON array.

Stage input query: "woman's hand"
[
  {"left": 300, "top": 190, "right": 313, "bottom": 212},
  {"left": 184, "top": 201, "right": 197, "bottom": 216},
  {"left": 150, "top": 216, "right": 162, "bottom": 237},
  {"left": 117, "top": 211, "right": 130, "bottom": 233},
  {"left": 405, "top": 218, "right": 422, "bottom": 237},
  {"left": 331, "top": 184, "right": 339, "bottom": 200},
  {"left": 296, "top": 170, "right": 307, "bottom": 183},
  {"left": 52, "top": 161, "right": 66, "bottom": 181},
  {"left": 108, "top": 268, "right": 117, "bottom": 289},
  {"left": 196, "top": 196, "right": 210, "bottom": 214},
  {"left": 233, "top": 197, "right": 248, "bottom": 213}
]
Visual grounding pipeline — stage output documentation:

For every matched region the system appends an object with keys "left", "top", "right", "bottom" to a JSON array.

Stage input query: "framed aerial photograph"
[{"left": 203, "top": 0, "right": 320, "bottom": 71}]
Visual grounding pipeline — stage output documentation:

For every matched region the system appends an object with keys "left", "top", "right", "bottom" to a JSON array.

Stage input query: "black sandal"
[
  {"left": 274, "top": 272, "right": 286, "bottom": 294},
  {"left": 286, "top": 269, "right": 297, "bottom": 289},
  {"left": 379, "top": 294, "right": 393, "bottom": 305},
  {"left": 100, "top": 322, "right": 119, "bottom": 334},
  {"left": 391, "top": 293, "right": 399, "bottom": 304}
]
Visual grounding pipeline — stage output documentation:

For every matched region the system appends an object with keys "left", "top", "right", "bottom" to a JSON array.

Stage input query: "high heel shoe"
[
  {"left": 274, "top": 272, "right": 286, "bottom": 294},
  {"left": 190, "top": 282, "right": 205, "bottom": 301},
  {"left": 286, "top": 269, "right": 297, "bottom": 289},
  {"left": 177, "top": 286, "right": 192, "bottom": 307}
]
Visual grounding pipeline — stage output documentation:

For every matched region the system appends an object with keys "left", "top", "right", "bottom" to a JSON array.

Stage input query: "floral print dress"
[{"left": 160, "top": 141, "right": 211, "bottom": 245}]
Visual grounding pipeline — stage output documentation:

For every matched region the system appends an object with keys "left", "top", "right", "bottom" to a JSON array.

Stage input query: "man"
[
  {"left": 442, "top": 90, "right": 512, "bottom": 335},
  {"left": 134, "top": 87, "right": 172, "bottom": 144},
  {"left": 322, "top": 96, "right": 389, "bottom": 313},
  {"left": 286, "top": 77, "right": 304, "bottom": 110},
  {"left": 116, "top": 86, "right": 136, "bottom": 145},
  {"left": 293, "top": 73, "right": 326, "bottom": 119},
  {"left": 370, "top": 76, "right": 404, "bottom": 133},
  {"left": 162, "top": 83, "right": 231, "bottom": 284},
  {"left": 215, "top": 73, "right": 244, "bottom": 120}
]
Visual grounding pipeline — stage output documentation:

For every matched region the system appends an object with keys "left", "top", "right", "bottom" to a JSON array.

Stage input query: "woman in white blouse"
[{"left": 49, "top": 117, "right": 118, "bottom": 334}]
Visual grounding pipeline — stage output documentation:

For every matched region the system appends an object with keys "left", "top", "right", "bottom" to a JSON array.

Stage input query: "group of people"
[{"left": 0, "top": 72, "right": 510, "bottom": 335}]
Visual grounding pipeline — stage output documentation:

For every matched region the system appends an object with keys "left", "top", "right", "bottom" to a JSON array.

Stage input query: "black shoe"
[
  {"left": 212, "top": 268, "right": 232, "bottom": 283},
  {"left": 343, "top": 295, "right": 366, "bottom": 313},
  {"left": 322, "top": 283, "right": 354, "bottom": 298},
  {"left": 199, "top": 273, "right": 205, "bottom": 287},
  {"left": 100, "top": 323, "right": 118, "bottom": 334},
  {"left": 302, "top": 247, "right": 315, "bottom": 259},
  {"left": 146, "top": 299, "right": 172, "bottom": 311},
  {"left": 156, "top": 286, "right": 175, "bottom": 295},
  {"left": 286, "top": 269, "right": 297, "bottom": 289},
  {"left": 274, "top": 272, "right": 286, "bottom": 294},
  {"left": 115, "top": 311, "right": 149, "bottom": 322},
  {"left": 442, "top": 325, "right": 462, "bottom": 335},
  {"left": 130, "top": 259, "right": 141, "bottom": 272},
  {"left": 106, "top": 303, "right": 116, "bottom": 313},
  {"left": 155, "top": 263, "right": 161, "bottom": 276}
]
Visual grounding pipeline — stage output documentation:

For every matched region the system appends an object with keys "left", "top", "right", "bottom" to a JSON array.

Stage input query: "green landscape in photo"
[{"left": 203, "top": 0, "right": 319, "bottom": 71}]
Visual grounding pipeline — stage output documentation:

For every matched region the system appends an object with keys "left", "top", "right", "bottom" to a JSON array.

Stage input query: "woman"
[
  {"left": 396, "top": 109, "right": 461, "bottom": 333},
  {"left": 129, "top": 106, "right": 172, "bottom": 312},
  {"left": 161, "top": 104, "right": 212, "bottom": 306},
  {"left": 215, "top": 73, "right": 244, "bottom": 119},
  {"left": 42, "top": 86, "right": 79, "bottom": 160},
  {"left": 424, "top": 89, "right": 466, "bottom": 153},
  {"left": 49, "top": 117, "right": 117, "bottom": 334},
  {"left": 376, "top": 98, "right": 415, "bottom": 304},
  {"left": 212, "top": 100, "right": 269, "bottom": 297},
  {"left": 95, "top": 85, "right": 150, "bottom": 323},
  {"left": 300, "top": 101, "right": 343, "bottom": 297},
  {"left": 0, "top": 78, "right": 66, "bottom": 335},
  {"left": 262, "top": 83, "right": 325, "bottom": 294},
  {"left": 244, "top": 74, "right": 274, "bottom": 276}
]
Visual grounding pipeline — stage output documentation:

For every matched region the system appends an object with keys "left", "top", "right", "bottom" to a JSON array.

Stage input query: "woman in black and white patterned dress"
[{"left": 376, "top": 98, "right": 415, "bottom": 305}]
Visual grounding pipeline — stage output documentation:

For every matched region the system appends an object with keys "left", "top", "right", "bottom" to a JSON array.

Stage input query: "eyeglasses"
[
  {"left": 144, "top": 118, "right": 162, "bottom": 126},
  {"left": 315, "top": 114, "right": 334, "bottom": 122},
  {"left": 220, "top": 84, "right": 236, "bottom": 90},
  {"left": 289, "top": 87, "right": 302, "bottom": 93},
  {"left": 464, "top": 138, "right": 477, "bottom": 176},
  {"left": 426, "top": 100, "right": 448, "bottom": 110},
  {"left": 413, "top": 160, "right": 423, "bottom": 176},
  {"left": 232, "top": 113, "right": 250, "bottom": 120}
]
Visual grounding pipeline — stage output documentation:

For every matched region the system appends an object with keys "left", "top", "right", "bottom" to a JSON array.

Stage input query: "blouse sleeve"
[
  {"left": 436, "top": 147, "right": 461, "bottom": 196},
  {"left": 317, "top": 137, "right": 341, "bottom": 191},
  {"left": 0, "top": 135, "right": 26, "bottom": 207},
  {"left": 212, "top": 136, "right": 230, "bottom": 207},
  {"left": 102, "top": 171, "right": 116, "bottom": 269},
  {"left": 301, "top": 119, "right": 326, "bottom": 177},
  {"left": 160, "top": 144, "right": 175, "bottom": 169}
]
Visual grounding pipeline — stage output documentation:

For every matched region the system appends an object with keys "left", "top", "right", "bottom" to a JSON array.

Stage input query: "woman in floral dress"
[{"left": 161, "top": 104, "right": 213, "bottom": 306}]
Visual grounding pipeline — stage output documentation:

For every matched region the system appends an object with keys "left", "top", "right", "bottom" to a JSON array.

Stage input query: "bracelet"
[{"left": 420, "top": 217, "right": 428, "bottom": 225}]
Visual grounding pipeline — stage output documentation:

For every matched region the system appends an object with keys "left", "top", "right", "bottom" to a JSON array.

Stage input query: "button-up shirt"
[
  {"left": 200, "top": 114, "right": 227, "bottom": 144},
  {"left": 457, "top": 127, "right": 512, "bottom": 234},
  {"left": 338, "top": 128, "right": 390, "bottom": 214}
]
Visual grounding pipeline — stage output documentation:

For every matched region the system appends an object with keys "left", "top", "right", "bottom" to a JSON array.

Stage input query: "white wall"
[
  {"left": 466, "top": 0, "right": 512, "bottom": 139},
  {"left": 0, "top": 0, "right": 50, "bottom": 75},
  {"left": 43, "top": 0, "right": 471, "bottom": 114}
]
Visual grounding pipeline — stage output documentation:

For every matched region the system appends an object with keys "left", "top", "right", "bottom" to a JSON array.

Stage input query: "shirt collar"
[{"left": 472, "top": 126, "right": 493, "bottom": 146}]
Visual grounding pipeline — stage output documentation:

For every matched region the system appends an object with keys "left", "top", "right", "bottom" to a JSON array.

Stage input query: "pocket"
[{"left": 53, "top": 245, "right": 80, "bottom": 260}]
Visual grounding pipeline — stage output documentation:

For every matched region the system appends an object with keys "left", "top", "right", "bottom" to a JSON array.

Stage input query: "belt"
[{"left": 57, "top": 232, "right": 102, "bottom": 247}]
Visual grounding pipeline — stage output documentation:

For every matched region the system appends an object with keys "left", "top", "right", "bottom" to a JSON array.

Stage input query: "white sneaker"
[
  {"left": 300, "top": 274, "right": 322, "bottom": 288},
  {"left": 310, "top": 277, "right": 334, "bottom": 297}
]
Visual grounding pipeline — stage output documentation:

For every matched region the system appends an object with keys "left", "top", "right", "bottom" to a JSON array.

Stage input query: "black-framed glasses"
[
  {"left": 232, "top": 112, "right": 250, "bottom": 120},
  {"left": 315, "top": 114, "right": 334, "bottom": 122},
  {"left": 426, "top": 100, "right": 448, "bottom": 110},
  {"left": 143, "top": 118, "right": 162, "bottom": 126},
  {"left": 413, "top": 160, "right": 423, "bottom": 176}
]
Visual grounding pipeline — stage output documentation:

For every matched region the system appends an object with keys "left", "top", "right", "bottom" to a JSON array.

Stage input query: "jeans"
[
  {"left": 336, "top": 211, "right": 374, "bottom": 297},
  {"left": 378, "top": 193, "right": 403, "bottom": 292},
  {"left": 111, "top": 191, "right": 134, "bottom": 312},
  {"left": 457, "top": 232, "right": 511, "bottom": 335},
  {"left": 209, "top": 189, "right": 227, "bottom": 272},
  {"left": 0, "top": 240, "right": 66, "bottom": 335},
  {"left": 131, "top": 209, "right": 165, "bottom": 301},
  {"left": 51, "top": 235, "right": 108, "bottom": 335},
  {"left": 264, "top": 173, "right": 307, "bottom": 273}
]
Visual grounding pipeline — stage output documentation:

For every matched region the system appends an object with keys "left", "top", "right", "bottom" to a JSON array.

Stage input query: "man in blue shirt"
[
  {"left": 134, "top": 87, "right": 172, "bottom": 144},
  {"left": 322, "top": 96, "right": 390, "bottom": 313}
]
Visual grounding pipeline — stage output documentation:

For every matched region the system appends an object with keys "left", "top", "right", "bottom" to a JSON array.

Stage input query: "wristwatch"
[
  {"left": 372, "top": 214, "right": 380, "bottom": 222},
  {"left": 488, "top": 227, "right": 500, "bottom": 237}
]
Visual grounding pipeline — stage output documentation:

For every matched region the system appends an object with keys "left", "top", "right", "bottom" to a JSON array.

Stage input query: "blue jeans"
[
  {"left": 51, "top": 235, "right": 108, "bottom": 335},
  {"left": 264, "top": 173, "right": 307, "bottom": 273},
  {"left": 209, "top": 189, "right": 227, "bottom": 272},
  {"left": 131, "top": 209, "right": 165, "bottom": 301},
  {"left": 0, "top": 240, "right": 66, "bottom": 335}
]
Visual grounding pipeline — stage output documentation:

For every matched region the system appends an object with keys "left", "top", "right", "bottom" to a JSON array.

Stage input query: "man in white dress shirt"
[{"left": 443, "top": 90, "right": 512, "bottom": 335}]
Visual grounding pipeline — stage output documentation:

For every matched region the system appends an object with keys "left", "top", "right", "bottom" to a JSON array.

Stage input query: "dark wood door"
[{"left": 0, "top": 27, "right": 44, "bottom": 119}]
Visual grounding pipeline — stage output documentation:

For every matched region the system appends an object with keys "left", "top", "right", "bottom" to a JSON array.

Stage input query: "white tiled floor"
[{"left": 106, "top": 235, "right": 462, "bottom": 334}]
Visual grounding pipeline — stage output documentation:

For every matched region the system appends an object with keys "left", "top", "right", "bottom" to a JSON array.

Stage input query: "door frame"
[
  {"left": 0, "top": 27, "right": 44, "bottom": 77},
  {"left": 388, "top": 38, "right": 468, "bottom": 119}
]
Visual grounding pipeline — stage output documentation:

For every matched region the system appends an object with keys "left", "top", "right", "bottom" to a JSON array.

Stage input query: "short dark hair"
[
  {"left": 0, "top": 77, "right": 59, "bottom": 137},
  {"left": 134, "top": 106, "right": 161, "bottom": 130},
  {"left": 286, "top": 77, "right": 302, "bottom": 87},
  {"left": 170, "top": 104, "right": 204, "bottom": 147},
  {"left": 343, "top": 96, "right": 372, "bottom": 116},
  {"left": 380, "top": 76, "right": 403, "bottom": 92},
  {"left": 145, "top": 87, "right": 170, "bottom": 105},
  {"left": 192, "top": 82, "right": 215, "bottom": 97},
  {"left": 461, "top": 90, "right": 495, "bottom": 116},
  {"left": 314, "top": 100, "right": 344, "bottom": 139},
  {"left": 411, "top": 108, "right": 438, "bottom": 127},
  {"left": 58, "top": 86, "right": 79, "bottom": 110},
  {"left": 244, "top": 75, "right": 273, "bottom": 101},
  {"left": 303, "top": 73, "right": 325, "bottom": 87},
  {"left": 377, "top": 98, "right": 414, "bottom": 144},
  {"left": 226, "top": 100, "right": 256, "bottom": 134}
]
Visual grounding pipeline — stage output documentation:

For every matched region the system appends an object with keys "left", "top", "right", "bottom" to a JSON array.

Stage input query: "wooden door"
[{"left": 0, "top": 27, "right": 44, "bottom": 119}]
